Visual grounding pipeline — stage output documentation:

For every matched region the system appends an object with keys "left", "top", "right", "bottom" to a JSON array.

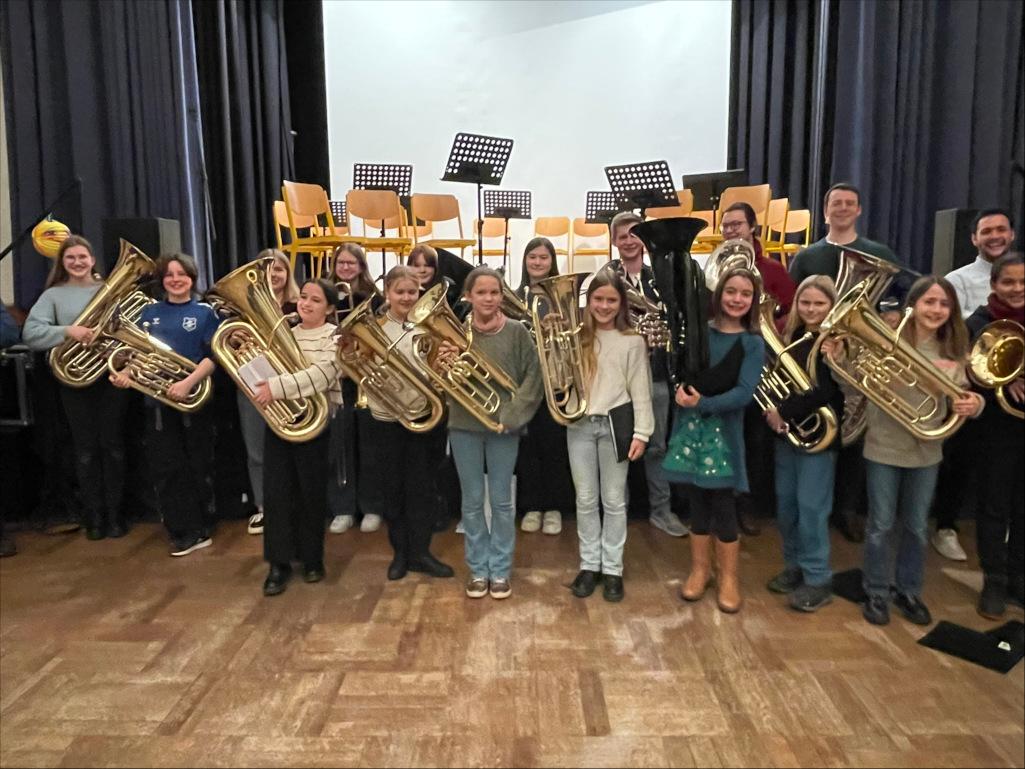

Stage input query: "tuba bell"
[
  {"left": 531, "top": 272, "right": 590, "bottom": 425},
  {"left": 208, "top": 259, "right": 330, "bottom": 442},
  {"left": 335, "top": 296, "right": 446, "bottom": 432},
  {"left": 407, "top": 282, "right": 518, "bottom": 433},
  {"left": 50, "top": 240, "right": 156, "bottom": 387},
  {"left": 105, "top": 306, "right": 213, "bottom": 412},
  {"left": 968, "top": 319, "right": 1024, "bottom": 419},
  {"left": 500, "top": 281, "right": 531, "bottom": 325},
  {"left": 808, "top": 280, "right": 969, "bottom": 441},
  {"left": 704, "top": 238, "right": 758, "bottom": 292}
]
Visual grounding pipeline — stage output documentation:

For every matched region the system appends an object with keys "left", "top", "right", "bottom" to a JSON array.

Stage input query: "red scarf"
[{"left": 986, "top": 292, "right": 1025, "bottom": 324}]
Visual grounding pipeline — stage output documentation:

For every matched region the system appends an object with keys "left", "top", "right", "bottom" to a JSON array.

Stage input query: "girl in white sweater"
[{"left": 566, "top": 269, "right": 654, "bottom": 602}]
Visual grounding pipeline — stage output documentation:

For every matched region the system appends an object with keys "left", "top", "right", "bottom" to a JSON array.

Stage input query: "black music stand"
[
  {"left": 327, "top": 200, "right": 347, "bottom": 228},
  {"left": 682, "top": 168, "right": 747, "bottom": 232},
  {"left": 484, "top": 189, "right": 531, "bottom": 272},
  {"left": 605, "top": 160, "right": 678, "bottom": 217},
  {"left": 353, "top": 163, "right": 414, "bottom": 277},
  {"left": 441, "top": 132, "right": 514, "bottom": 261},
  {"left": 585, "top": 190, "right": 621, "bottom": 260}
]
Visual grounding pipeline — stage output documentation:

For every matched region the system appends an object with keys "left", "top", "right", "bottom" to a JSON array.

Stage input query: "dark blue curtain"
[{"left": 731, "top": 0, "right": 1025, "bottom": 273}]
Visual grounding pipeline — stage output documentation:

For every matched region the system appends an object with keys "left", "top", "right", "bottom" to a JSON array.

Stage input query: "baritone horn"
[
  {"left": 968, "top": 319, "right": 1024, "bottom": 419},
  {"left": 408, "top": 283, "right": 518, "bottom": 433},
  {"left": 808, "top": 280, "right": 969, "bottom": 441},
  {"left": 531, "top": 272, "right": 590, "bottom": 425},
  {"left": 335, "top": 296, "right": 446, "bottom": 432},
  {"left": 208, "top": 259, "right": 329, "bottom": 442},
  {"left": 50, "top": 240, "right": 156, "bottom": 387}
]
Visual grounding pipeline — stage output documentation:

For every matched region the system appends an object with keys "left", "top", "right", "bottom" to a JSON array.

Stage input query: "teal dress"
[{"left": 662, "top": 326, "right": 765, "bottom": 492}]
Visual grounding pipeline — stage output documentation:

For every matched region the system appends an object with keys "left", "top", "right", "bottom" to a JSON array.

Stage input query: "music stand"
[
  {"left": 441, "top": 132, "right": 514, "bottom": 259},
  {"left": 681, "top": 168, "right": 747, "bottom": 232},
  {"left": 605, "top": 160, "right": 678, "bottom": 217},
  {"left": 328, "top": 200, "right": 347, "bottom": 228},
  {"left": 585, "top": 191, "right": 621, "bottom": 259},
  {"left": 484, "top": 189, "right": 531, "bottom": 271},
  {"left": 353, "top": 163, "right": 414, "bottom": 276}
]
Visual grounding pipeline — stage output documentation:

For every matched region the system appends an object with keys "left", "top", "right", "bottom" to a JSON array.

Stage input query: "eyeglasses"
[{"left": 721, "top": 221, "right": 746, "bottom": 231}]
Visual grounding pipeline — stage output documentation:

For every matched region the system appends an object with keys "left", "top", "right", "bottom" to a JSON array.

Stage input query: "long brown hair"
[
  {"left": 518, "top": 237, "right": 559, "bottom": 291},
  {"left": 580, "top": 269, "right": 634, "bottom": 383},
  {"left": 45, "top": 235, "right": 102, "bottom": 288},
  {"left": 711, "top": 267, "right": 762, "bottom": 333},
  {"left": 258, "top": 248, "right": 300, "bottom": 307},
  {"left": 333, "top": 242, "right": 378, "bottom": 299},
  {"left": 902, "top": 275, "right": 969, "bottom": 360}
]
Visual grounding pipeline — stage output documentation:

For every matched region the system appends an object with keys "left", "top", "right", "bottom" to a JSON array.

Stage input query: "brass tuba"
[
  {"left": 208, "top": 259, "right": 330, "bottom": 442},
  {"left": 50, "top": 240, "right": 156, "bottom": 387},
  {"left": 753, "top": 294, "right": 839, "bottom": 453},
  {"left": 531, "top": 272, "right": 590, "bottom": 425},
  {"left": 808, "top": 280, "right": 969, "bottom": 441},
  {"left": 105, "top": 306, "right": 213, "bottom": 412},
  {"left": 407, "top": 282, "right": 518, "bottom": 433},
  {"left": 968, "top": 319, "right": 1024, "bottom": 419},
  {"left": 335, "top": 297, "right": 446, "bottom": 432}
]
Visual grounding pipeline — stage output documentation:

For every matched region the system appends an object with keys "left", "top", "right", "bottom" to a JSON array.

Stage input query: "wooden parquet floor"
[{"left": 1, "top": 519, "right": 1022, "bottom": 768}]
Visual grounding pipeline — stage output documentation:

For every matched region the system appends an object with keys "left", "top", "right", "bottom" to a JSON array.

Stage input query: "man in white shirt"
[{"left": 946, "top": 208, "right": 1015, "bottom": 316}]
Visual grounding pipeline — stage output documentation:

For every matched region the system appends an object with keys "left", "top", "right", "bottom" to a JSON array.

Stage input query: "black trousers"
[
  {"left": 60, "top": 380, "right": 129, "bottom": 528},
  {"left": 516, "top": 404, "right": 575, "bottom": 515},
  {"left": 687, "top": 486, "right": 739, "bottom": 543},
  {"left": 738, "top": 402, "right": 775, "bottom": 517},
  {"left": 976, "top": 422, "right": 1024, "bottom": 579},
  {"left": 834, "top": 441, "right": 866, "bottom": 517},
  {"left": 263, "top": 425, "right": 329, "bottom": 566},
  {"left": 932, "top": 422, "right": 980, "bottom": 532},
  {"left": 147, "top": 404, "right": 215, "bottom": 539},
  {"left": 358, "top": 411, "right": 443, "bottom": 559}
]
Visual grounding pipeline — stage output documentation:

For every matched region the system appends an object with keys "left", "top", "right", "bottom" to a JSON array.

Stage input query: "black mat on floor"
[
  {"left": 831, "top": 568, "right": 868, "bottom": 604},
  {"left": 918, "top": 620, "right": 1024, "bottom": 673}
]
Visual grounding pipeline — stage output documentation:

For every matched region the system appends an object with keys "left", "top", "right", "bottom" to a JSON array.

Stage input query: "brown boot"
[
  {"left": 715, "top": 538, "right": 742, "bottom": 613},
  {"left": 681, "top": 534, "right": 713, "bottom": 601}
]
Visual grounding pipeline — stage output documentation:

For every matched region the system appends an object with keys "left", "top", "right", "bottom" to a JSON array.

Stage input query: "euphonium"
[
  {"left": 704, "top": 238, "right": 758, "bottom": 291},
  {"left": 753, "top": 294, "right": 839, "bottom": 453},
  {"left": 808, "top": 280, "right": 969, "bottom": 441},
  {"left": 407, "top": 282, "right": 518, "bottom": 433},
  {"left": 968, "top": 319, "right": 1024, "bottom": 419},
  {"left": 335, "top": 296, "right": 446, "bottom": 432},
  {"left": 50, "top": 239, "right": 155, "bottom": 387},
  {"left": 531, "top": 272, "right": 590, "bottom": 425},
  {"left": 501, "top": 282, "right": 531, "bottom": 325},
  {"left": 105, "top": 305, "right": 213, "bottom": 412},
  {"left": 208, "top": 259, "right": 330, "bottom": 442}
]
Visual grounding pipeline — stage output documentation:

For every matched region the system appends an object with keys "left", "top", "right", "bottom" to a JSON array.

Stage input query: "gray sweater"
[
  {"left": 23, "top": 284, "right": 101, "bottom": 351},
  {"left": 446, "top": 319, "right": 543, "bottom": 434}
]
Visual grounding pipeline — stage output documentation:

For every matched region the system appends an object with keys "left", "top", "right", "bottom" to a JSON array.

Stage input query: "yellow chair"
[
  {"left": 717, "top": 184, "right": 772, "bottom": 231},
  {"left": 471, "top": 218, "right": 509, "bottom": 261},
  {"left": 570, "top": 218, "right": 610, "bottom": 272},
  {"left": 645, "top": 189, "right": 694, "bottom": 219},
  {"left": 761, "top": 197, "right": 790, "bottom": 254},
  {"left": 279, "top": 182, "right": 364, "bottom": 278},
  {"left": 346, "top": 189, "right": 414, "bottom": 274},
  {"left": 688, "top": 210, "right": 718, "bottom": 253},
  {"left": 770, "top": 208, "right": 811, "bottom": 269},
  {"left": 533, "top": 217, "right": 571, "bottom": 257},
  {"left": 409, "top": 193, "right": 476, "bottom": 258}
]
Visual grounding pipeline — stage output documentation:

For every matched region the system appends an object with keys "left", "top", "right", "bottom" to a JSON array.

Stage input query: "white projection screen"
[{"left": 323, "top": 0, "right": 732, "bottom": 279}]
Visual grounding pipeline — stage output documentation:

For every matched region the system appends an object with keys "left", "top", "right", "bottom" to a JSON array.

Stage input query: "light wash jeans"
[
  {"left": 774, "top": 442, "right": 836, "bottom": 587},
  {"left": 567, "top": 416, "right": 629, "bottom": 577},
  {"left": 449, "top": 429, "right": 520, "bottom": 580},
  {"left": 644, "top": 380, "right": 672, "bottom": 520},
  {"left": 863, "top": 459, "right": 940, "bottom": 600}
]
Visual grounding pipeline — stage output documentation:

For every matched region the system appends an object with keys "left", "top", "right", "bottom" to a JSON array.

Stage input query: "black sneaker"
[
  {"left": 789, "top": 583, "right": 833, "bottom": 612},
  {"left": 170, "top": 535, "right": 212, "bottom": 557},
  {"left": 602, "top": 575, "right": 624, "bottom": 603},
  {"left": 977, "top": 576, "right": 1007, "bottom": 620},
  {"left": 767, "top": 567, "right": 803, "bottom": 594},
  {"left": 862, "top": 595, "right": 890, "bottom": 625},
  {"left": 570, "top": 570, "right": 601, "bottom": 598},
  {"left": 893, "top": 592, "right": 932, "bottom": 625}
]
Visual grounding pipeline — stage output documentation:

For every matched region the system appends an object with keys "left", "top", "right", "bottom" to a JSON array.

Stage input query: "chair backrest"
[
  {"left": 763, "top": 197, "right": 789, "bottom": 231},
  {"left": 783, "top": 209, "right": 811, "bottom": 242},
  {"left": 534, "top": 216, "right": 570, "bottom": 238},
  {"left": 274, "top": 198, "right": 321, "bottom": 244},
  {"left": 347, "top": 190, "right": 405, "bottom": 236},
  {"left": 282, "top": 180, "right": 334, "bottom": 227},
  {"left": 411, "top": 193, "right": 461, "bottom": 225},
  {"left": 718, "top": 184, "right": 772, "bottom": 226},
  {"left": 572, "top": 218, "right": 608, "bottom": 239},
  {"left": 687, "top": 209, "right": 715, "bottom": 238},
  {"left": 472, "top": 218, "right": 508, "bottom": 238}
]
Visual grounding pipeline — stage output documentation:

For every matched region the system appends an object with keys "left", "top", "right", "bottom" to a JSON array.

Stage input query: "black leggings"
[
  {"left": 686, "top": 486, "right": 739, "bottom": 543},
  {"left": 263, "top": 426, "right": 329, "bottom": 567}
]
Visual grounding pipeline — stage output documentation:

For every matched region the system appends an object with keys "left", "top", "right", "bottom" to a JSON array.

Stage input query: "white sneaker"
[
  {"left": 247, "top": 511, "right": 264, "bottom": 535},
  {"left": 521, "top": 510, "right": 542, "bottom": 533},
  {"left": 455, "top": 518, "right": 465, "bottom": 534},
  {"left": 360, "top": 513, "right": 382, "bottom": 533},
  {"left": 329, "top": 514, "right": 354, "bottom": 534},
  {"left": 541, "top": 510, "right": 562, "bottom": 535},
  {"left": 650, "top": 510, "right": 689, "bottom": 537},
  {"left": 931, "top": 528, "right": 967, "bottom": 561}
]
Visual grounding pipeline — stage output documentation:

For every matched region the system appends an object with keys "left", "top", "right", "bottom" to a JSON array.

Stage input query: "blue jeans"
[
  {"left": 863, "top": 459, "right": 940, "bottom": 600},
  {"left": 774, "top": 442, "right": 836, "bottom": 587},
  {"left": 567, "top": 416, "right": 629, "bottom": 576},
  {"left": 449, "top": 429, "right": 520, "bottom": 580}
]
